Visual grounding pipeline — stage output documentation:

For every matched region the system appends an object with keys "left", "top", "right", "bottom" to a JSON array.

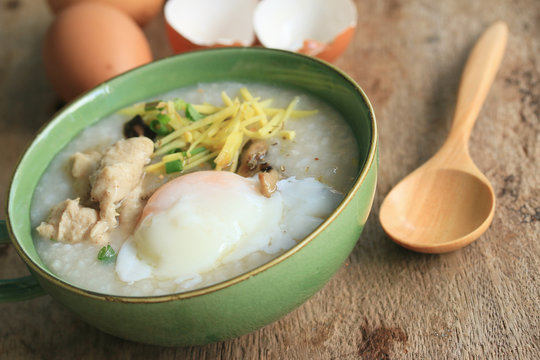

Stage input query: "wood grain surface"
[{"left": 1, "top": 0, "right": 538, "bottom": 359}]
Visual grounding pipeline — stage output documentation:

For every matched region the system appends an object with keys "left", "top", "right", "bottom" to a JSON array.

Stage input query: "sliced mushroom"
[
  {"left": 258, "top": 167, "right": 279, "bottom": 198},
  {"left": 123, "top": 114, "right": 156, "bottom": 141},
  {"left": 237, "top": 140, "right": 269, "bottom": 177}
]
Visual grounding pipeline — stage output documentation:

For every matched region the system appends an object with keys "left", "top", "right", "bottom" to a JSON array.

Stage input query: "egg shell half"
[
  {"left": 253, "top": 0, "right": 358, "bottom": 62},
  {"left": 164, "top": 0, "right": 257, "bottom": 54}
]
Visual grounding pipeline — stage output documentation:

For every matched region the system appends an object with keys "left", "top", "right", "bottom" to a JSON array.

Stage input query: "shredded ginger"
[{"left": 120, "top": 87, "right": 318, "bottom": 175}]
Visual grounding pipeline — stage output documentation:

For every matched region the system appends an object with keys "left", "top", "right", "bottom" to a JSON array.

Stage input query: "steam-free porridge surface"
[{"left": 31, "top": 82, "right": 359, "bottom": 296}]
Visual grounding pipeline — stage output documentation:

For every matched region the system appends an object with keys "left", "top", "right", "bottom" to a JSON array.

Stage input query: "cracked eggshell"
[
  {"left": 253, "top": 0, "right": 357, "bottom": 62},
  {"left": 164, "top": 0, "right": 258, "bottom": 54},
  {"left": 46, "top": 0, "right": 165, "bottom": 26},
  {"left": 43, "top": 2, "right": 153, "bottom": 102}
]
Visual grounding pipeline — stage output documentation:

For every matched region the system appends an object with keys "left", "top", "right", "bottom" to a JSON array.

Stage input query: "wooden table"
[{"left": 1, "top": 0, "right": 538, "bottom": 358}]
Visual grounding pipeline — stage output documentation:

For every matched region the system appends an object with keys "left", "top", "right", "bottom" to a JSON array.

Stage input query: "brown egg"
[
  {"left": 46, "top": 0, "right": 164, "bottom": 26},
  {"left": 43, "top": 2, "right": 153, "bottom": 102}
]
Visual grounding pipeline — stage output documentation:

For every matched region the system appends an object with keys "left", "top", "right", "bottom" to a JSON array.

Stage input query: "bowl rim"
[{"left": 6, "top": 47, "right": 378, "bottom": 303}]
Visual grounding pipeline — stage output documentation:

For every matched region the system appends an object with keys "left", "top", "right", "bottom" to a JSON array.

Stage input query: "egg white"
[{"left": 115, "top": 173, "right": 342, "bottom": 286}]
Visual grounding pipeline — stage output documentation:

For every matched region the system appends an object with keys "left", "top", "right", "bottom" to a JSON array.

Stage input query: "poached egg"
[{"left": 116, "top": 171, "right": 341, "bottom": 286}]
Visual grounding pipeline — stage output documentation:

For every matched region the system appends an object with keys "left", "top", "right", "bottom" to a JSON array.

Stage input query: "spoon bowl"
[
  {"left": 380, "top": 21, "right": 508, "bottom": 253},
  {"left": 381, "top": 168, "right": 495, "bottom": 253}
]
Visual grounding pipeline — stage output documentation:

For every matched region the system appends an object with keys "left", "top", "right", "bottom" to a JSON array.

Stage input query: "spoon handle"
[{"left": 448, "top": 21, "right": 508, "bottom": 147}]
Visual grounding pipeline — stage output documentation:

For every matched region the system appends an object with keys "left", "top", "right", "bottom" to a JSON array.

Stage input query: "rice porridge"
[{"left": 31, "top": 82, "right": 359, "bottom": 296}]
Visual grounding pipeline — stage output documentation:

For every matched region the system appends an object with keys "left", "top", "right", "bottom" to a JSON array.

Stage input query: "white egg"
[{"left": 115, "top": 171, "right": 343, "bottom": 285}]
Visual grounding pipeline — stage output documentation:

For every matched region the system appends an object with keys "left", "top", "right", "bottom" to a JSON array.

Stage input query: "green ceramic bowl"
[{"left": 1, "top": 48, "right": 377, "bottom": 346}]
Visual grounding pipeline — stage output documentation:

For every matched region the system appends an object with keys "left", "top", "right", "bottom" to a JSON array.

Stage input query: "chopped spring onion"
[
  {"left": 184, "top": 146, "right": 206, "bottom": 156},
  {"left": 166, "top": 148, "right": 182, "bottom": 154},
  {"left": 97, "top": 245, "right": 116, "bottom": 263},
  {"left": 145, "top": 100, "right": 161, "bottom": 111},
  {"left": 186, "top": 103, "right": 203, "bottom": 121},
  {"left": 150, "top": 119, "right": 171, "bottom": 135},
  {"left": 156, "top": 113, "right": 171, "bottom": 124},
  {"left": 174, "top": 98, "right": 187, "bottom": 111},
  {"left": 165, "top": 159, "right": 183, "bottom": 174}
]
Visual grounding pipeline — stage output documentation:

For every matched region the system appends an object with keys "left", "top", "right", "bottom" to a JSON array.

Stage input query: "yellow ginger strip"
[
  {"left": 192, "top": 100, "right": 268, "bottom": 116},
  {"left": 241, "top": 103, "right": 255, "bottom": 120},
  {"left": 229, "top": 132, "right": 252, "bottom": 173},
  {"left": 282, "top": 97, "right": 299, "bottom": 120},
  {"left": 187, "top": 125, "right": 213, "bottom": 153},
  {"left": 168, "top": 116, "right": 183, "bottom": 130},
  {"left": 146, "top": 149, "right": 212, "bottom": 175},
  {"left": 207, "top": 120, "right": 223, "bottom": 138},
  {"left": 193, "top": 103, "right": 222, "bottom": 114},
  {"left": 184, "top": 149, "right": 210, "bottom": 164},
  {"left": 214, "top": 131, "right": 243, "bottom": 170},
  {"left": 142, "top": 110, "right": 160, "bottom": 123},
  {"left": 244, "top": 117, "right": 287, "bottom": 140},
  {"left": 156, "top": 104, "right": 238, "bottom": 148},
  {"left": 243, "top": 125, "right": 282, "bottom": 140},
  {"left": 256, "top": 97, "right": 299, "bottom": 137},
  {"left": 183, "top": 151, "right": 219, "bottom": 171},
  {"left": 264, "top": 108, "right": 318, "bottom": 118},
  {"left": 239, "top": 88, "right": 252, "bottom": 101},
  {"left": 167, "top": 100, "right": 190, "bottom": 129},
  {"left": 192, "top": 130, "right": 202, "bottom": 138},
  {"left": 205, "top": 101, "right": 240, "bottom": 142},
  {"left": 144, "top": 162, "right": 164, "bottom": 173},
  {"left": 240, "top": 114, "right": 265, "bottom": 129},
  {"left": 207, "top": 109, "right": 242, "bottom": 153},
  {"left": 280, "top": 130, "right": 296, "bottom": 140},
  {"left": 263, "top": 126, "right": 283, "bottom": 138},
  {"left": 241, "top": 128, "right": 267, "bottom": 139},
  {"left": 153, "top": 139, "right": 187, "bottom": 157},
  {"left": 240, "top": 87, "right": 268, "bottom": 126},
  {"left": 212, "top": 105, "right": 242, "bottom": 143},
  {"left": 229, "top": 149, "right": 241, "bottom": 173},
  {"left": 222, "top": 113, "right": 241, "bottom": 136},
  {"left": 258, "top": 110, "right": 284, "bottom": 136},
  {"left": 221, "top": 91, "right": 233, "bottom": 106},
  {"left": 162, "top": 152, "right": 184, "bottom": 163}
]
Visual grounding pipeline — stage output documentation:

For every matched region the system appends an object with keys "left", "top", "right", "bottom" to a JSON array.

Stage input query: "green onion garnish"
[
  {"left": 183, "top": 147, "right": 207, "bottom": 157},
  {"left": 174, "top": 98, "right": 187, "bottom": 111},
  {"left": 156, "top": 113, "right": 171, "bottom": 124},
  {"left": 165, "top": 159, "right": 183, "bottom": 174},
  {"left": 145, "top": 100, "right": 161, "bottom": 111},
  {"left": 97, "top": 245, "right": 116, "bottom": 263},
  {"left": 150, "top": 119, "right": 171, "bottom": 135},
  {"left": 166, "top": 148, "right": 182, "bottom": 155},
  {"left": 186, "top": 104, "right": 203, "bottom": 121}
]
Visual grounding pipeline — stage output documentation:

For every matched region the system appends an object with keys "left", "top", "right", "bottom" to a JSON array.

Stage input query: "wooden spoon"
[{"left": 379, "top": 21, "right": 508, "bottom": 253}]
